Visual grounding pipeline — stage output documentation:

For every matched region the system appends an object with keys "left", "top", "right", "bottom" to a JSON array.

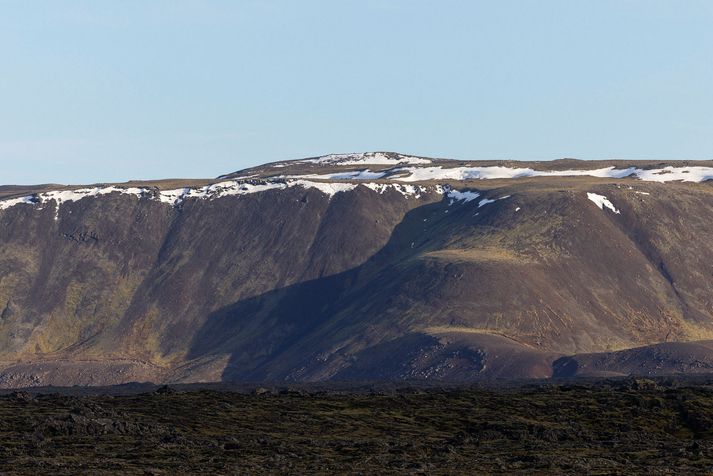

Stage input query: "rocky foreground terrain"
[
  {"left": 2, "top": 378, "right": 713, "bottom": 474},
  {"left": 2, "top": 152, "right": 713, "bottom": 385}
]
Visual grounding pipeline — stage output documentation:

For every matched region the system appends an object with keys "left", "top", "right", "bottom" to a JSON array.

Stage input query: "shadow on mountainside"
[
  {"left": 184, "top": 184, "right": 713, "bottom": 383},
  {"left": 185, "top": 197, "right": 503, "bottom": 382}
]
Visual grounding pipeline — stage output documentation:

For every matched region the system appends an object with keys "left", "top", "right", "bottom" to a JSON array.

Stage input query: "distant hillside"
[{"left": 1, "top": 152, "right": 713, "bottom": 387}]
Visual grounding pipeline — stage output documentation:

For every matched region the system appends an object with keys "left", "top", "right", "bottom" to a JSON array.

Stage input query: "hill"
[{"left": 1, "top": 152, "right": 713, "bottom": 386}]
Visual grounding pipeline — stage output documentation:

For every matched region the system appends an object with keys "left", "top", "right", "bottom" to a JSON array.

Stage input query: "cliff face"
[{"left": 2, "top": 153, "right": 713, "bottom": 386}]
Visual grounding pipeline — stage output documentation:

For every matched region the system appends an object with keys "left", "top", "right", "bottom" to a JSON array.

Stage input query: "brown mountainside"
[{"left": 1, "top": 152, "right": 713, "bottom": 387}]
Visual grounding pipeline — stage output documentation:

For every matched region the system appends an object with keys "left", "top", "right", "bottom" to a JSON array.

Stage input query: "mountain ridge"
[{"left": 1, "top": 152, "right": 713, "bottom": 387}]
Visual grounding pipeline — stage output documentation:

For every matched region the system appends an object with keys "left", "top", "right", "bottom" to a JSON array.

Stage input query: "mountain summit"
[{"left": 2, "top": 153, "right": 713, "bottom": 386}]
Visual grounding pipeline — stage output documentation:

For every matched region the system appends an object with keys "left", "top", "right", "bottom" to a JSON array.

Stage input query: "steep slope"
[{"left": 1, "top": 152, "right": 713, "bottom": 386}]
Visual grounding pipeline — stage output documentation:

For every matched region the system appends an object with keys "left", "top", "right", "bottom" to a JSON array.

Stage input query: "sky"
[{"left": 1, "top": 0, "right": 712, "bottom": 185}]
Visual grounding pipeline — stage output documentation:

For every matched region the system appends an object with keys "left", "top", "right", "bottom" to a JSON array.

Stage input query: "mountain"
[{"left": 2, "top": 152, "right": 713, "bottom": 387}]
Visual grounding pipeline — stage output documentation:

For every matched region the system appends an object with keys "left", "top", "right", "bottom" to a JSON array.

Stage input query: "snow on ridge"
[
  {"left": 291, "top": 180, "right": 356, "bottom": 196},
  {"left": 264, "top": 162, "right": 713, "bottom": 184},
  {"left": 0, "top": 180, "right": 453, "bottom": 215},
  {"left": 302, "top": 152, "right": 431, "bottom": 166},
  {"left": 393, "top": 165, "right": 713, "bottom": 183},
  {"left": 397, "top": 166, "right": 537, "bottom": 182},
  {"left": 157, "top": 182, "right": 286, "bottom": 206},
  {"left": 158, "top": 180, "right": 358, "bottom": 204},
  {"left": 286, "top": 169, "right": 388, "bottom": 181},
  {"left": 0, "top": 195, "right": 36, "bottom": 210},
  {"left": 40, "top": 187, "right": 147, "bottom": 206},
  {"left": 634, "top": 166, "right": 713, "bottom": 183},
  {"left": 0, "top": 186, "right": 154, "bottom": 219},
  {"left": 3, "top": 184, "right": 167, "bottom": 212},
  {"left": 40, "top": 187, "right": 149, "bottom": 219},
  {"left": 158, "top": 188, "right": 190, "bottom": 205},
  {"left": 362, "top": 183, "right": 436, "bottom": 198},
  {"left": 0, "top": 180, "right": 364, "bottom": 214},
  {"left": 587, "top": 192, "right": 620, "bottom": 214},
  {"left": 330, "top": 170, "right": 387, "bottom": 180},
  {"left": 394, "top": 165, "right": 637, "bottom": 182}
]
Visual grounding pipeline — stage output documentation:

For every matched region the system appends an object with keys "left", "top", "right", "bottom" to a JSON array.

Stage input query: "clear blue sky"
[{"left": 1, "top": 0, "right": 712, "bottom": 184}]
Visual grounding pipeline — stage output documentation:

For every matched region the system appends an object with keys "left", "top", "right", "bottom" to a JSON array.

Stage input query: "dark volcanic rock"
[{"left": 3, "top": 383, "right": 713, "bottom": 474}]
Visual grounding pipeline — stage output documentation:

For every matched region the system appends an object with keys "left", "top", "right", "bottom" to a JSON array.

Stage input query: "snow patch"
[
  {"left": 39, "top": 187, "right": 149, "bottom": 219},
  {"left": 478, "top": 195, "right": 511, "bottom": 208},
  {"left": 206, "top": 181, "right": 286, "bottom": 198},
  {"left": 0, "top": 187, "right": 152, "bottom": 215},
  {"left": 41, "top": 187, "right": 146, "bottom": 207},
  {"left": 0, "top": 180, "right": 361, "bottom": 215},
  {"left": 160, "top": 180, "right": 357, "bottom": 204},
  {"left": 302, "top": 152, "right": 431, "bottom": 166},
  {"left": 633, "top": 166, "right": 713, "bottom": 183},
  {"left": 587, "top": 192, "right": 620, "bottom": 214},
  {"left": 362, "top": 183, "right": 435, "bottom": 198},
  {"left": 160, "top": 182, "right": 287, "bottom": 205},
  {"left": 393, "top": 165, "right": 713, "bottom": 183},
  {"left": 446, "top": 190, "right": 480, "bottom": 205},
  {"left": 0, "top": 195, "right": 36, "bottom": 210},
  {"left": 287, "top": 169, "right": 387, "bottom": 180},
  {"left": 395, "top": 165, "right": 637, "bottom": 182},
  {"left": 291, "top": 180, "right": 356, "bottom": 196},
  {"left": 158, "top": 188, "right": 190, "bottom": 205}
]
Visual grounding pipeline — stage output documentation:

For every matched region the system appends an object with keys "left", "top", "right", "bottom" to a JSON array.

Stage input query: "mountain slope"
[{"left": 1, "top": 152, "right": 713, "bottom": 386}]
